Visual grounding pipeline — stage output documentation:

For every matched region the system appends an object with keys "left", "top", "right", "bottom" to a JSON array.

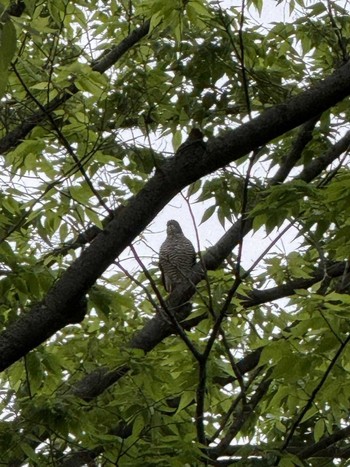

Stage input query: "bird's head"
[
  {"left": 188, "top": 128, "right": 204, "bottom": 141},
  {"left": 166, "top": 220, "right": 183, "bottom": 235}
]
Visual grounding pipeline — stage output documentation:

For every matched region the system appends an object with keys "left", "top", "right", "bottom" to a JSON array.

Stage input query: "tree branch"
[
  {"left": 0, "top": 20, "right": 150, "bottom": 155},
  {"left": 298, "top": 424, "right": 350, "bottom": 458},
  {"left": 209, "top": 370, "right": 273, "bottom": 459},
  {"left": 280, "top": 334, "right": 350, "bottom": 454}
]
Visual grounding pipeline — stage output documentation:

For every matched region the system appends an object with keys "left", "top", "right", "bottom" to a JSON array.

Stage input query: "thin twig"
[
  {"left": 12, "top": 65, "right": 112, "bottom": 214},
  {"left": 115, "top": 261, "right": 160, "bottom": 312},
  {"left": 182, "top": 193, "right": 215, "bottom": 317},
  {"left": 327, "top": 0, "right": 349, "bottom": 63},
  {"left": 220, "top": 328, "right": 247, "bottom": 403},
  {"left": 210, "top": 369, "right": 273, "bottom": 459},
  {"left": 238, "top": 0, "right": 251, "bottom": 116}
]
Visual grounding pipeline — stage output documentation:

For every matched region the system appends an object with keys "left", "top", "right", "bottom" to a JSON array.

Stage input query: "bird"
[
  {"left": 176, "top": 128, "right": 205, "bottom": 154},
  {"left": 159, "top": 220, "right": 196, "bottom": 293},
  {"left": 186, "top": 128, "right": 204, "bottom": 142}
]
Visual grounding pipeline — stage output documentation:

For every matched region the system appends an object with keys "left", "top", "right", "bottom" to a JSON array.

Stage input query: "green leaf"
[
  {"left": 201, "top": 205, "right": 215, "bottom": 223},
  {"left": 85, "top": 208, "right": 104, "bottom": 229},
  {"left": 0, "top": 20, "right": 16, "bottom": 97},
  {"left": 69, "top": 185, "right": 91, "bottom": 205},
  {"left": 176, "top": 390, "right": 194, "bottom": 414},
  {"left": 21, "top": 443, "right": 38, "bottom": 462},
  {"left": 0, "top": 20, "right": 16, "bottom": 70},
  {"left": 172, "top": 129, "right": 183, "bottom": 150},
  {"left": 187, "top": 180, "right": 201, "bottom": 197},
  {"left": 132, "top": 414, "right": 145, "bottom": 437},
  {"left": 314, "top": 418, "right": 325, "bottom": 442}
]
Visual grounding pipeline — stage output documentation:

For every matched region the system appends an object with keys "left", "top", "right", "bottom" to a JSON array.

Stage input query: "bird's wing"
[{"left": 159, "top": 246, "right": 169, "bottom": 291}]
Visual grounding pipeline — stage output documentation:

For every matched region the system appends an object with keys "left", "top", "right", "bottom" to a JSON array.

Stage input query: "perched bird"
[
  {"left": 186, "top": 128, "right": 204, "bottom": 142},
  {"left": 176, "top": 128, "right": 205, "bottom": 153},
  {"left": 159, "top": 220, "right": 196, "bottom": 292}
]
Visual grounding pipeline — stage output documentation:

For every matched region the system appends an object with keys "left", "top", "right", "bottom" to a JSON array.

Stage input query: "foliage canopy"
[{"left": 1, "top": 0, "right": 350, "bottom": 465}]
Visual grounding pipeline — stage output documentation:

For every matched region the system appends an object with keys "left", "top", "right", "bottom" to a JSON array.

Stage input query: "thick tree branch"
[
  {"left": 214, "top": 441, "right": 350, "bottom": 462},
  {"left": 299, "top": 130, "right": 350, "bottom": 182},
  {"left": 271, "top": 115, "right": 319, "bottom": 183},
  {"left": 242, "top": 261, "right": 347, "bottom": 307},
  {"left": 298, "top": 424, "right": 350, "bottom": 458}
]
